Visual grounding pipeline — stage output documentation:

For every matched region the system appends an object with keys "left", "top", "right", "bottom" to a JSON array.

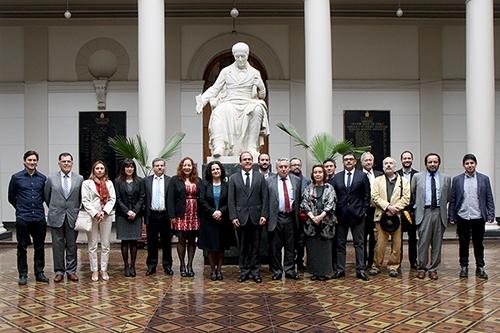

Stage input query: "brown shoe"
[
  {"left": 429, "top": 271, "right": 438, "bottom": 280},
  {"left": 416, "top": 271, "right": 426, "bottom": 279},
  {"left": 54, "top": 274, "right": 64, "bottom": 283},
  {"left": 67, "top": 273, "right": 79, "bottom": 282}
]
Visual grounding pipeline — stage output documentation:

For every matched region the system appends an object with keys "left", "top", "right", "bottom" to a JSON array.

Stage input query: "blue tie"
[{"left": 346, "top": 172, "right": 352, "bottom": 189}]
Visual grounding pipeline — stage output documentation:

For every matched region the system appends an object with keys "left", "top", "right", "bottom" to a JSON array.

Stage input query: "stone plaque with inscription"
[
  {"left": 344, "top": 110, "right": 390, "bottom": 171},
  {"left": 79, "top": 111, "right": 126, "bottom": 180}
]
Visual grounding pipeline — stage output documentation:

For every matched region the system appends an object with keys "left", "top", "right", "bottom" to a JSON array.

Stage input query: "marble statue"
[{"left": 196, "top": 42, "right": 269, "bottom": 158}]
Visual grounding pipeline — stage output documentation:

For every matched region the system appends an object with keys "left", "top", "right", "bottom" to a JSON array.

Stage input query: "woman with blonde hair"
[{"left": 81, "top": 160, "right": 116, "bottom": 281}]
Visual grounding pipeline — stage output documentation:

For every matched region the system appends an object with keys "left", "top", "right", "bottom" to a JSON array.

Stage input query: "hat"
[{"left": 379, "top": 214, "right": 401, "bottom": 233}]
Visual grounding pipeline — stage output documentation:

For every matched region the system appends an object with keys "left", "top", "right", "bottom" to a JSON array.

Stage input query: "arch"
[
  {"left": 187, "top": 33, "right": 284, "bottom": 80},
  {"left": 75, "top": 37, "right": 130, "bottom": 81}
]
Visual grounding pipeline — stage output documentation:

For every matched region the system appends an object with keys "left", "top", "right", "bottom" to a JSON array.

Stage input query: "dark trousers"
[
  {"left": 457, "top": 217, "right": 485, "bottom": 268},
  {"left": 146, "top": 211, "right": 172, "bottom": 269},
  {"left": 50, "top": 216, "right": 78, "bottom": 274},
  {"left": 236, "top": 222, "right": 262, "bottom": 277},
  {"left": 336, "top": 220, "right": 365, "bottom": 273},
  {"left": 400, "top": 218, "right": 417, "bottom": 267},
  {"left": 16, "top": 219, "right": 47, "bottom": 277},
  {"left": 364, "top": 207, "right": 376, "bottom": 268},
  {"left": 294, "top": 221, "right": 305, "bottom": 268},
  {"left": 268, "top": 213, "right": 295, "bottom": 275}
]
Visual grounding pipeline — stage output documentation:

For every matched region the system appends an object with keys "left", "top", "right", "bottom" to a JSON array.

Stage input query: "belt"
[
  {"left": 424, "top": 205, "right": 440, "bottom": 209},
  {"left": 150, "top": 209, "right": 167, "bottom": 213}
]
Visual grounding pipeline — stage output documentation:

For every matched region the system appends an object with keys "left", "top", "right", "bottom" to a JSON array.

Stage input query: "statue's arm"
[
  {"left": 195, "top": 68, "right": 227, "bottom": 114},
  {"left": 254, "top": 71, "right": 266, "bottom": 99}
]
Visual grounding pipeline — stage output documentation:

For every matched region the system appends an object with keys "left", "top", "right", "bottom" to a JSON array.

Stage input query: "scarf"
[{"left": 94, "top": 178, "right": 109, "bottom": 208}]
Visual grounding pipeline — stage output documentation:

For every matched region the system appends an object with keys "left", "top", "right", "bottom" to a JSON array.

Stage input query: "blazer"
[
  {"left": 266, "top": 173, "right": 302, "bottom": 232},
  {"left": 198, "top": 180, "right": 229, "bottom": 222},
  {"left": 114, "top": 178, "right": 145, "bottom": 218},
  {"left": 448, "top": 172, "right": 495, "bottom": 222},
  {"left": 44, "top": 171, "right": 84, "bottom": 228},
  {"left": 228, "top": 169, "right": 269, "bottom": 226},
  {"left": 144, "top": 174, "right": 171, "bottom": 224},
  {"left": 332, "top": 169, "right": 371, "bottom": 224},
  {"left": 372, "top": 174, "right": 410, "bottom": 222},
  {"left": 411, "top": 171, "right": 451, "bottom": 227},
  {"left": 167, "top": 176, "right": 202, "bottom": 219},
  {"left": 81, "top": 179, "right": 116, "bottom": 218}
]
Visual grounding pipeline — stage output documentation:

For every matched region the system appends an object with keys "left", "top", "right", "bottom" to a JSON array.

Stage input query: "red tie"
[{"left": 282, "top": 177, "right": 291, "bottom": 213}]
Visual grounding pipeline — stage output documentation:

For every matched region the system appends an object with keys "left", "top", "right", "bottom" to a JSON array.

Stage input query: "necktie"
[
  {"left": 346, "top": 172, "right": 352, "bottom": 188},
  {"left": 153, "top": 177, "right": 162, "bottom": 210},
  {"left": 63, "top": 174, "right": 70, "bottom": 198},
  {"left": 245, "top": 172, "right": 250, "bottom": 188},
  {"left": 281, "top": 177, "right": 291, "bottom": 213},
  {"left": 430, "top": 173, "right": 437, "bottom": 208}
]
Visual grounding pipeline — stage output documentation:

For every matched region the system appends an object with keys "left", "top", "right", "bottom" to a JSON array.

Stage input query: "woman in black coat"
[
  {"left": 198, "top": 161, "right": 234, "bottom": 280},
  {"left": 114, "top": 159, "right": 145, "bottom": 277}
]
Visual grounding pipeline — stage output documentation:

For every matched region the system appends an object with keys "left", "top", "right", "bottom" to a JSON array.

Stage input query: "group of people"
[{"left": 8, "top": 149, "right": 495, "bottom": 285}]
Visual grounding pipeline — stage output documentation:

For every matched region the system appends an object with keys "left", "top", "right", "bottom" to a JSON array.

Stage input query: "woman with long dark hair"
[
  {"left": 114, "top": 159, "right": 145, "bottom": 277},
  {"left": 81, "top": 160, "right": 116, "bottom": 281},
  {"left": 167, "top": 157, "right": 201, "bottom": 277}
]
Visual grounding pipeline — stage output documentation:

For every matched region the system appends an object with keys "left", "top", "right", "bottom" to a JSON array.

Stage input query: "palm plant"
[
  {"left": 276, "top": 122, "right": 370, "bottom": 163},
  {"left": 108, "top": 132, "right": 185, "bottom": 176}
]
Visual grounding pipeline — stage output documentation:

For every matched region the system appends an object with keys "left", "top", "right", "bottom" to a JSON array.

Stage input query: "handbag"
[{"left": 74, "top": 209, "right": 93, "bottom": 232}]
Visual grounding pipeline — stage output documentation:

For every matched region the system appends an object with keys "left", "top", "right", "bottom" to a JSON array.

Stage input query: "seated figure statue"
[{"left": 196, "top": 42, "right": 269, "bottom": 158}]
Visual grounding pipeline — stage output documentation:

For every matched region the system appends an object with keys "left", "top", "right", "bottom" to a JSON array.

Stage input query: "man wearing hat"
[{"left": 369, "top": 157, "right": 410, "bottom": 277}]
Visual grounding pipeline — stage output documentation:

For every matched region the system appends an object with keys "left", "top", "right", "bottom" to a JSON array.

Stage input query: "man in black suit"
[
  {"left": 267, "top": 158, "right": 301, "bottom": 280},
  {"left": 290, "top": 157, "right": 309, "bottom": 271},
  {"left": 332, "top": 152, "right": 371, "bottom": 281},
  {"left": 229, "top": 151, "right": 269, "bottom": 283},
  {"left": 144, "top": 158, "right": 173, "bottom": 276},
  {"left": 396, "top": 150, "right": 419, "bottom": 269},
  {"left": 360, "top": 152, "right": 383, "bottom": 269}
]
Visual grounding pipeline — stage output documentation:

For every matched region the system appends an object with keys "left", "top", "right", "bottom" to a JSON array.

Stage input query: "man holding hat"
[{"left": 369, "top": 157, "right": 410, "bottom": 277}]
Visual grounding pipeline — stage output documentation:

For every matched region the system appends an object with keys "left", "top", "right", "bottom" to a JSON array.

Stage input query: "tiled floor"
[{"left": 0, "top": 240, "right": 498, "bottom": 332}]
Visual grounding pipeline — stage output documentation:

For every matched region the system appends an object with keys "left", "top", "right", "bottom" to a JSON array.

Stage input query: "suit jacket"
[
  {"left": 448, "top": 172, "right": 495, "bottom": 222},
  {"left": 333, "top": 169, "right": 371, "bottom": 224},
  {"left": 44, "top": 171, "right": 84, "bottom": 228},
  {"left": 266, "top": 173, "right": 301, "bottom": 232},
  {"left": 372, "top": 174, "right": 410, "bottom": 222},
  {"left": 228, "top": 169, "right": 269, "bottom": 226},
  {"left": 144, "top": 174, "right": 171, "bottom": 224},
  {"left": 167, "top": 176, "right": 202, "bottom": 219},
  {"left": 198, "top": 180, "right": 229, "bottom": 222},
  {"left": 411, "top": 171, "right": 451, "bottom": 227},
  {"left": 81, "top": 179, "right": 116, "bottom": 218},
  {"left": 114, "top": 178, "right": 145, "bottom": 218}
]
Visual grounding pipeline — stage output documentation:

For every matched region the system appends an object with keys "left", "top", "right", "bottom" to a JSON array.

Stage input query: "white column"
[
  {"left": 466, "top": 0, "right": 495, "bottom": 178},
  {"left": 304, "top": 0, "right": 333, "bottom": 142},
  {"left": 138, "top": 0, "right": 165, "bottom": 162}
]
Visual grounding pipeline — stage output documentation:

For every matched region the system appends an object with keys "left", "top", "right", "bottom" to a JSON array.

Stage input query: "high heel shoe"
[
  {"left": 101, "top": 271, "right": 109, "bottom": 281},
  {"left": 91, "top": 271, "right": 99, "bottom": 282},
  {"left": 124, "top": 265, "right": 130, "bottom": 277},
  {"left": 187, "top": 267, "right": 195, "bottom": 277},
  {"left": 180, "top": 267, "right": 188, "bottom": 277},
  {"left": 129, "top": 266, "right": 136, "bottom": 277},
  {"left": 210, "top": 272, "right": 217, "bottom": 281},
  {"left": 217, "top": 271, "right": 224, "bottom": 281}
]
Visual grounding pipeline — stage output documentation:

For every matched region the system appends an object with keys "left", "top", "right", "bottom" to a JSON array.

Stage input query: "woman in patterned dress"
[{"left": 167, "top": 157, "right": 201, "bottom": 277}]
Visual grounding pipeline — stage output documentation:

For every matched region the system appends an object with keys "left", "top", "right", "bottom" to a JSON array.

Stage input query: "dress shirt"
[
  {"left": 344, "top": 169, "right": 355, "bottom": 187},
  {"left": 241, "top": 169, "right": 253, "bottom": 186},
  {"left": 277, "top": 175, "right": 294, "bottom": 212},
  {"left": 60, "top": 171, "right": 72, "bottom": 193},
  {"left": 8, "top": 169, "right": 47, "bottom": 222},
  {"left": 363, "top": 169, "right": 375, "bottom": 185},
  {"left": 425, "top": 171, "right": 441, "bottom": 207},
  {"left": 151, "top": 175, "right": 166, "bottom": 211},
  {"left": 401, "top": 168, "right": 412, "bottom": 182},
  {"left": 458, "top": 173, "right": 481, "bottom": 220}
]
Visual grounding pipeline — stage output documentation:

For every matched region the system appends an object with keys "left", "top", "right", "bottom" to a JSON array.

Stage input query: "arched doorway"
[{"left": 201, "top": 52, "right": 269, "bottom": 162}]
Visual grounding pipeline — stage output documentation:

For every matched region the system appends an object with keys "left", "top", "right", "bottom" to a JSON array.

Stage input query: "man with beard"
[
  {"left": 412, "top": 153, "right": 451, "bottom": 280},
  {"left": 258, "top": 153, "right": 274, "bottom": 179}
]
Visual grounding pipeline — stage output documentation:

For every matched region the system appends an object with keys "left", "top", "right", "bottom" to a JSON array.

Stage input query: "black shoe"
[
  {"left": 332, "top": 271, "right": 345, "bottom": 279},
  {"left": 253, "top": 275, "right": 262, "bottom": 283},
  {"left": 271, "top": 274, "right": 282, "bottom": 280},
  {"left": 285, "top": 272, "right": 299, "bottom": 280},
  {"left": 180, "top": 267, "right": 188, "bottom": 277},
  {"left": 210, "top": 272, "right": 218, "bottom": 281},
  {"left": 217, "top": 272, "right": 224, "bottom": 281},
  {"left": 124, "top": 266, "right": 131, "bottom": 277},
  {"left": 356, "top": 271, "right": 369, "bottom": 281},
  {"left": 129, "top": 266, "right": 136, "bottom": 277},
  {"left": 389, "top": 270, "right": 398, "bottom": 278},
  {"left": 310, "top": 275, "right": 319, "bottom": 281},
  {"left": 35, "top": 273, "right": 49, "bottom": 283},
  {"left": 459, "top": 266, "right": 468, "bottom": 278},
  {"left": 187, "top": 267, "right": 195, "bottom": 277},
  {"left": 238, "top": 275, "right": 249, "bottom": 283},
  {"left": 145, "top": 266, "right": 156, "bottom": 276},
  {"left": 318, "top": 276, "right": 327, "bottom": 281},
  {"left": 476, "top": 267, "right": 488, "bottom": 279},
  {"left": 164, "top": 267, "right": 174, "bottom": 275},
  {"left": 18, "top": 275, "right": 28, "bottom": 286}
]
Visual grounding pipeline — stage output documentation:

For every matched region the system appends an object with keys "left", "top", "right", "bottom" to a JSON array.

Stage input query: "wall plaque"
[
  {"left": 79, "top": 111, "right": 126, "bottom": 180},
  {"left": 344, "top": 110, "right": 390, "bottom": 171}
]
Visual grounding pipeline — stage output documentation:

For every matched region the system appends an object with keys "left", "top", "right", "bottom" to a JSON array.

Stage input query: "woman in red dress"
[{"left": 167, "top": 157, "right": 201, "bottom": 277}]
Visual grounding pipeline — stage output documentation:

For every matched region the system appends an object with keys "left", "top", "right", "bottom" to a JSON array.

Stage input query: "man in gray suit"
[
  {"left": 267, "top": 158, "right": 301, "bottom": 280},
  {"left": 411, "top": 153, "right": 451, "bottom": 280},
  {"left": 44, "top": 152, "right": 84, "bottom": 282},
  {"left": 229, "top": 151, "right": 269, "bottom": 283}
]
